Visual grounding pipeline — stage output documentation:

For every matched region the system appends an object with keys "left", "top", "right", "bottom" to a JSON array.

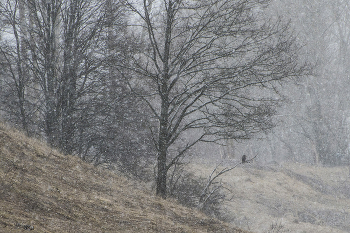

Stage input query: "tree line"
[
  {"left": 0, "top": 0, "right": 310, "bottom": 199},
  {"left": 248, "top": 0, "right": 350, "bottom": 166}
]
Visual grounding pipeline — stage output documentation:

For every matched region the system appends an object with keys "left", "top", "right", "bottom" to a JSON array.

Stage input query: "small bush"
[
  {"left": 267, "top": 221, "right": 286, "bottom": 233},
  {"left": 167, "top": 163, "right": 226, "bottom": 219}
]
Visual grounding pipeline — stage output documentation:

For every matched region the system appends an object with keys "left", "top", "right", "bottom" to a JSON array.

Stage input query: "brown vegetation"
[{"left": 0, "top": 123, "right": 249, "bottom": 233}]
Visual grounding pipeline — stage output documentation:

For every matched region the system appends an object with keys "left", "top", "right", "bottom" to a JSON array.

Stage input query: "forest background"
[{"left": 0, "top": 0, "right": 349, "bottom": 212}]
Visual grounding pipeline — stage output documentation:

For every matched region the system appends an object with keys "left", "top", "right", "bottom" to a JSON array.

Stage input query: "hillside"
[
  {"left": 0, "top": 123, "right": 248, "bottom": 233},
  {"left": 191, "top": 160, "right": 350, "bottom": 233}
]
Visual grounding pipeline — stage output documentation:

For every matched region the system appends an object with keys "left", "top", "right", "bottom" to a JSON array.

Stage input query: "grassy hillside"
[
  {"left": 191, "top": 161, "right": 350, "bottom": 233},
  {"left": 0, "top": 123, "right": 248, "bottom": 233}
]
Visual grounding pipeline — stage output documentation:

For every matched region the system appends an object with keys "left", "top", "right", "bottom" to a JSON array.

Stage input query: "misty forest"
[{"left": 1, "top": 0, "right": 350, "bottom": 232}]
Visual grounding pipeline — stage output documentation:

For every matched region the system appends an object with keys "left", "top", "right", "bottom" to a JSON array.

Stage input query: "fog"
[{"left": 0, "top": 0, "right": 350, "bottom": 232}]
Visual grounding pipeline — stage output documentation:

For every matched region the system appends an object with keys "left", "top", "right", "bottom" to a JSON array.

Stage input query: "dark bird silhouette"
[{"left": 242, "top": 154, "right": 246, "bottom": 163}]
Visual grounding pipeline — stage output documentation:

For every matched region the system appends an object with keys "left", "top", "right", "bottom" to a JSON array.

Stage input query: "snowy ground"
[{"left": 191, "top": 161, "right": 350, "bottom": 233}]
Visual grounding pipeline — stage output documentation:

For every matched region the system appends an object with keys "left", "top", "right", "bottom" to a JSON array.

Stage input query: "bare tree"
[
  {"left": 121, "top": 0, "right": 310, "bottom": 198},
  {"left": 0, "top": 0, "right": 154, "bottom": 178},
  {"left": 58, "top": 0, "right": 108, "bottom": 154},
  {"left": 2, "top": 0, "right": 109, "bottom": 151},
  {"left": 0, "top": 0, "right": 33, "bottom": 133},
  {"left": 268, "top": 0, "right": 350, "bottom": 166}
]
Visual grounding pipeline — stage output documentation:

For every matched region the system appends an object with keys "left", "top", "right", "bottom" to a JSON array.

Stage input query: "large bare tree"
[
  {"left": 0, "top": 0, "right": 32, "bottom": 133},
  {"left": 0, "top": 0, "right": 154, "bottom": 178},
  {"left": 121, "top": 0, "right": 310, "bottom": 198},
  {"left": 0, "top": 0, "right": 110, "bottom": 152}
]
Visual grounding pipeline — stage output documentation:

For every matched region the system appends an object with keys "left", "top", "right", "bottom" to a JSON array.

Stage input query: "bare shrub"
[
  {"left": 267, "top": 221, "right": 287, "bottom": 233},
  {"left": 167, "top": 163, "right": 226, "bottom": 219}
]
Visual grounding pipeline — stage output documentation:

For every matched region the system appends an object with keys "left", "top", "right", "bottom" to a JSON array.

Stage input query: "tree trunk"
[
  {"left": 155, "top": 1, "right": 173, "bottom": 199},
  {"left": 44, "top": 1, "right": 59, "bottom": 147},
  {"left": 60, "top": 0, "right": 78, "bottom": 155},
  {"left": 156, "top": 146, "right": 168, "bottom": 198},
  {"left": 156, "top": 87, "right": 170, "bottom": 198},
  {"left": 18, "top": 0, "right": 28, "bottom": 133}
]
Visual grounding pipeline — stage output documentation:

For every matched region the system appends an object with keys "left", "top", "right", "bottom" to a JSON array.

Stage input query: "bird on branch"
[{"left": 242, "top": 154, "right": 246, "bottom": 163}]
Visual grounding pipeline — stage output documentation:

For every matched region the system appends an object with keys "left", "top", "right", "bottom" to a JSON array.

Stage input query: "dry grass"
[
  {"left": 0, "top": 123, "right": 249, "bottom": 233},
  {"left": 190, "top": 161, "right": 350, "bottom": 233}
]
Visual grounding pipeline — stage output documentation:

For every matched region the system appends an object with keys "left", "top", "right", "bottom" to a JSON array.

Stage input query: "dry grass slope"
[{"left": 0, "top": 123, "right": 249, "bottom": 233}]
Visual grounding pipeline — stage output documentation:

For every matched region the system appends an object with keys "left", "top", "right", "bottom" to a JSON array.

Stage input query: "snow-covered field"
[{"left": 192, "top": 161, "right": 350, "bottom": 233}]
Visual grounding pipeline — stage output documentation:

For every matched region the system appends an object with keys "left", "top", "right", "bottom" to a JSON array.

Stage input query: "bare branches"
[
  {"left": 119, "top": 0, "right": 309, "bottom": 198},
  {"left": 198, "top": 154, "right": 258, "bottom": 208}
]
